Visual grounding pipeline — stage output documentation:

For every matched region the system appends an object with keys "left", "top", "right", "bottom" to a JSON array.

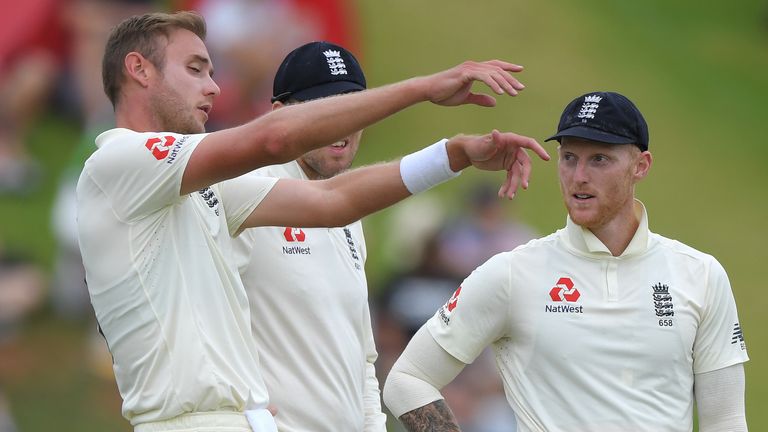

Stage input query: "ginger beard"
[{"left": 558, "top": 140, "right": 643, "bottom": 232}]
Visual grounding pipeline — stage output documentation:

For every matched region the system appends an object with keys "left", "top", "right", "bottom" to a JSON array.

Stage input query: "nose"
[
  {"left": 205, "top": 76, "right": 221, "bottom": 97},
  {"left": 573, "top": 160, "right": 589, "bottom": 183}
]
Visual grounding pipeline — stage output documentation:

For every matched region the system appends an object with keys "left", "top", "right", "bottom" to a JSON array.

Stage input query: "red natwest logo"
[
  {"left": 549, "top": 277, "right": 580, "bottom": 302},
  {"left": 447, "top": 286, "right": 462, "bottom": 312},
  {"left": 145, "top": 136, "right": 176, "bottom": 160},
  {"left": 283, "top": 227, "right": 306, "bottom": 242}
]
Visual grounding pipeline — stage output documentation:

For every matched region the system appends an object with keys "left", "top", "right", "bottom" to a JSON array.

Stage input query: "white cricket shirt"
[
  {"left": 77, "top": 128, "right": 278, "bottom": 426},
  {"left": 232, "top": 160, "right": 386, "bottom": 431},
  {"left": 427, "top": 201, "right": 749, "bottom": 432}
]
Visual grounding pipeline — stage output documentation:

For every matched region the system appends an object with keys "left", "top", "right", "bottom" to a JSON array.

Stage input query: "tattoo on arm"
[{"left": 399, "top": 399, "right": 461, "bottom": 432}]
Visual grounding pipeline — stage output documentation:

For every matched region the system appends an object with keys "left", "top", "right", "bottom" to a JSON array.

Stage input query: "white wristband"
[{"left": 400, "top": 138, "right": 461, "bottom": 194}]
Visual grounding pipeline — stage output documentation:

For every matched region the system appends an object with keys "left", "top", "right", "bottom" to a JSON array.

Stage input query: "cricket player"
[
  {"left": 383, "top": 92, "right": 749, "bottom": 432},
  {"left": 232, "top": 41, "right": 385, "bottom": 431},
  {"left": 77, "top": 11, "right": 549, "bottom": 432}
]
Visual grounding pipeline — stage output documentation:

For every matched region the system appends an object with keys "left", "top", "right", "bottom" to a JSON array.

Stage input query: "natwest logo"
[
  {"left": 438, "top": 286, "right": 462, "bottom": 325},
  {"left": 447, "top": 286, "right": 462, "bottom": 312},
  {"left": 283, "top": 227, "right": 306, "bottom": 242},
  {"left": 145, "top": 135, "right": 176, "bottom": 160},
  {"left": 549, "top": 277, "right": 580, "bottom": 302}
]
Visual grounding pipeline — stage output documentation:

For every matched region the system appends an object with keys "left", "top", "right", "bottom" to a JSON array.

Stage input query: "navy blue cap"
[
  {"left": 545, "top": 91, "right": 649, "bottom": 151},
  {"left": 272, "top": 41, "right": 366, "bottom": 103}
]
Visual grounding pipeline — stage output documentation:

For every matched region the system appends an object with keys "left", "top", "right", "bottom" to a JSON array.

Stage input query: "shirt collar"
[
  {"left": 284, "top": 159, "right": 309, "bottom": 180},
  {"left": 95, "top": 128, "right": 133, "bottom": 149},
  {"left": 564, "top": 199, "right": 650, "bottom": 257}
]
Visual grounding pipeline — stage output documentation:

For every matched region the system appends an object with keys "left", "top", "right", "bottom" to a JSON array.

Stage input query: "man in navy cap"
[
  {"left": 232, "top": 41, "right": 384, "bottom": 431},
  {"left": 384, "top": 92, "right": 749, "bottom": 432}
]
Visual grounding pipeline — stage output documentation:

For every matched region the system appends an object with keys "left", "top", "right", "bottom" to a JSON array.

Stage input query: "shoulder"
[
  {"left": 651, "top": 233, "right": 720, "bottom": 266},
  {"left": 463, "top": 233, "right": 558, "bottom": 281},
  {"left": 650, "top": 233, "right": 730, "bottom": 285},
  {"left": 89, "top": 129, "right": 204, "bottom": 166},
  {"left": 501, "top": 231, "right": 561, "bottom": 262}
]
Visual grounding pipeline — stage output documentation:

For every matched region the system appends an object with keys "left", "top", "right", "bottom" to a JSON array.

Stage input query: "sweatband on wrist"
[{"left": 399, "top": 138, "right": 461, "bottom": 194}]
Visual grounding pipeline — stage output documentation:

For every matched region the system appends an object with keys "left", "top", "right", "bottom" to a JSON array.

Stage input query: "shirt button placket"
[{"left": 606, "top": 260, "right": 619, "bottom": 302}]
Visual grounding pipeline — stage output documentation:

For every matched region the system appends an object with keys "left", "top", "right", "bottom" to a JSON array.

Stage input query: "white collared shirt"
[
  {"left": 77, "top": 128, "right": 278, "bottom": 425},
  {"left": 427, "top": 200, "right": 749, "bottom": 432},
  {"left": 232, "top": 160, "right": 386, "bottom": 431}
]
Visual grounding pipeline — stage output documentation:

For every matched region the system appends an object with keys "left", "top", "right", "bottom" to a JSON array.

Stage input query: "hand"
[
  {"left": 420, "top": 60, "right": 526, "bottom": 107},
  {"left": 448, "top": 130, "right": 550, "bottom": 199}
]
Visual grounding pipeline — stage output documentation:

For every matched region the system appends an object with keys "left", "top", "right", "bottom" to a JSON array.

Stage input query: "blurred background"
[{"left": 0, "top": 0, "right": 765, "bottom": 431}]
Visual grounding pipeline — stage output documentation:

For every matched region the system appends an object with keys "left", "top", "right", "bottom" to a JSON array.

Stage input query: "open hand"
[
  {"left": 450, "top": 130, "right": 550, "bottom": 199},
  {"left": 422, "top": 60, "right": 526, "bottom": 107}
]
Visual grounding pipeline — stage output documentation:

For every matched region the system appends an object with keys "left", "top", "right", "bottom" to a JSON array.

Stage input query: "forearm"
[
  {"left": 399, "top": 400, "right": 461, "bottom": 432},
  {"left": 695, "top": 363, "right": 748, "bottom": 432},
  {"left": 318, "top": 136, "right": 466, "bottom": 226},
  {"left": 240, "top": 79, "right": 427, "bottom": 166},
  {"left": 268, "top": 79, "right": 426, "bottom": 158},
  {"left": 245, "top": 139, "right": 461, "bottom": 228},
  {"left": 321, "top": 162, "right": 411, "bottom": 226}
]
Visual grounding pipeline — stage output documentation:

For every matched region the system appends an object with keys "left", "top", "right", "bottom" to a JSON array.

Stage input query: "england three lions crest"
[{"left": 652, "top": 283, "right": 675, "bottom": 323}]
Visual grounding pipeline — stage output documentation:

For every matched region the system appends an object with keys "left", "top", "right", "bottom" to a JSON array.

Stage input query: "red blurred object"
[{"left": 0, "top": 0, "right": 70, "bottom": 75}]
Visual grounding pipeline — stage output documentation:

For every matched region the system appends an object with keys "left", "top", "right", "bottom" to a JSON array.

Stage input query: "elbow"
[
  {"left": 257, "top": 124, "right": 296, "bottom": 165},
  {"left": 247, "top": 114, "right": 308, "bottom": 165}
]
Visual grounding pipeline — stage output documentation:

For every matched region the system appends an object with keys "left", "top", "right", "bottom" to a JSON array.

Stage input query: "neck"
[
  {"left": 296, "top": 158, "right": 324, "bottom": 180},
  {"left": 588, "top": 204, "right": 640, "bottom": 256},
  {"left": 114, "top": 96, "right": 160, "bottom": 133}
]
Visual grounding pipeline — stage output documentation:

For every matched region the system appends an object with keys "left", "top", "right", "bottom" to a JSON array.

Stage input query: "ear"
[
  {"left": 634, "top": 151, "right": 652, "bottom": 181},
  {"left": 271, "top": 100, "right": 286, "bottom": 111},
  {"left": 124, "top": 52, "right": 153, "bottom": 88}
]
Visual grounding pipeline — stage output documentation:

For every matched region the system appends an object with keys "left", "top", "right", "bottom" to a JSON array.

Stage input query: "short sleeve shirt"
[
  {"left": 231, "top": 161, "right": 382, "bottom": 431},
  {"left": 77, "top": 128, "right": 278, "bottom": 425},
  {"left": 426, "top": 201, "right": 748, "bottom": 432}
]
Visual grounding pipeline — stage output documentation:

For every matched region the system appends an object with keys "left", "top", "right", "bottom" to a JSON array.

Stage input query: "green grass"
[{"left": 0, "top": 1, "right": 765, "bottom": 430}]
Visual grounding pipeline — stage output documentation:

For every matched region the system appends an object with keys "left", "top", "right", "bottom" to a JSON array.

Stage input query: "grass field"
[{"left": 0, "top": 1, "right": 766, "bottom": 430}]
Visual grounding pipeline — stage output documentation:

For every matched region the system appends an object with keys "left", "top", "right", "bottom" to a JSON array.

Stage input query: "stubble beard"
[
  {"left": 299, "top": 152, "right": 353, "bottom": 180},
  {"left": 150, "top": 83, "right": 205, "bottom": 134}
]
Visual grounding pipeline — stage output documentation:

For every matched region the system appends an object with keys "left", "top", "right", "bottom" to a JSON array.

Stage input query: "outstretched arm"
[
  {"left": 241, "top": 130, "right": 549, "bottom": 229},
  {"left": 181, "top": 60, "right": 527, "bottom": 194},
  {"left": 383, "top": 327, "right": 466, "bottom": 432}
]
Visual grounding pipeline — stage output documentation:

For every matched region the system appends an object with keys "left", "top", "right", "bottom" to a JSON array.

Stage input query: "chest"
[
  {"left": 508, "top": 256, "right": 704, "bottom": 366},
  {"left": 242, "top": 224, "right": 367, "bottom": 302}
]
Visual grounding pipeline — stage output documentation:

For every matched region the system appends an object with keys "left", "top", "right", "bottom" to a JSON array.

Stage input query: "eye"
[
  {"left": 593, "top": 154, "right": 608, "bottom": 162},
  {"left": 188, "top": 66, "right": 201, "bottom": 73}
]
